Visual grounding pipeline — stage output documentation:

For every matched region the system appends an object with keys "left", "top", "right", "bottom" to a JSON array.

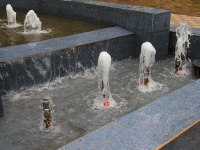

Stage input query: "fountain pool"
[
  {"left": 0, "top": 7, "right": 111, "bottom": 48},
  {"left": 0, "top": 57, "right": 195, "bottom": 150},
  {"left": 1, "top": 0, "right": 200, "bottom": 149}
]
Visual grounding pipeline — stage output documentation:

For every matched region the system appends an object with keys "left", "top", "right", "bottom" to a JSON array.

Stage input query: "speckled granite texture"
[
  {"left": 0, "top": 0, "right": 170, "bottom": 59},
  {"left": 161, "top": 121, "right": 200, "bottom": 150},
  {"left": 0, "top": 27, "right": 135, "bottom": 91},
  {"left": 59, "top": 79, "right": 200, "bottom": 150},
  {"left": 169, "top": 25, "right": 200, "bottom": 60}
]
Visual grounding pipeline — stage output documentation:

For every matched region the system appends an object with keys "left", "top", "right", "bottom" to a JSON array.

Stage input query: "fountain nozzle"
[
  {"left": 103, "top": 100, "right": 110, "bottom": 106},
  {"left": 175, "top": 59, "right": 181, "bottom": 73},
  {"left": 143, "top": 67, "right": 150, "bottom": 86},
  {"left": 43, "top": 98, "right": 52, "bottom": 129}
]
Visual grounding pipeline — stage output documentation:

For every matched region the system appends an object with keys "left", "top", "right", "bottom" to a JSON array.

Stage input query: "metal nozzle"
[
  {"left": 43, "top": 98, "right": 52, "bottom": 129},
  {"left": 175, "top": 59, "right": 181, "bottom": 73}
]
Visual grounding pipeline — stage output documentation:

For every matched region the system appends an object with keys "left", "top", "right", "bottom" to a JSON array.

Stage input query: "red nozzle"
[{"left": 104, "top": 100, "right": 110, "bottom": 106}]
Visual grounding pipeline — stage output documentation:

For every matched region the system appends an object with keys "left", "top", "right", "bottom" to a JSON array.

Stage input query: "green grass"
[
  {"left": 195, "top": 4, "right": 200, "bottom": 9},
  {"left": 173, "top": 5, "right": 184, "bottom": 8},
  {"left": 149, "top": 2, "right": 158, "bottom": 7}
]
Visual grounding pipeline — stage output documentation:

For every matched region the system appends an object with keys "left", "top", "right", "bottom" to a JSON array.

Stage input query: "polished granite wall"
[
  {"left": 0, "top": 0, "right": 170, "bottom": 59},
  {"left": 0, "top": 27, "right": 135, "bottom": 91}
]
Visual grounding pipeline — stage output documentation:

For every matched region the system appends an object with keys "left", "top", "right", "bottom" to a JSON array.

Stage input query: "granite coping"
[
  {"left": 59, "top": 79, "right": 200, "bottom": 150},
  {"left": 0, "top": 0, "right": 171, "bottom": 33},
  {"left": 0, "top": 27, "right": 133, "bottom": 62},
  {"left": 170, "top": 24, "right": 200, "bottom": 36},
  {"left": 78, "top": 0, "right": 169, "bottom": 14}
]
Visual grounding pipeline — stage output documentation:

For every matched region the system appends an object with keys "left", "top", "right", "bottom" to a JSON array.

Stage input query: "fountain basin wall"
[
  {"left": 0, "top": 0, "right": 170, "bottom": 60},
  {"left": 0, "top": 0, "right": 199, "bottom": 150},
  {"left": 0, "top": 27, "right": 135, "bottom": 91},
  {"left": 169, "top": 25, "right": 200, "bottom": 60},
  {"left": 0, "top": 0, "right": 170, "bottom": 120}
]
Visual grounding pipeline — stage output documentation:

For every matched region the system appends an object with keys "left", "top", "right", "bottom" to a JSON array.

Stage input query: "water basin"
[
  {"left": 0, "top": 7, "right": 111, "bottom": 48},
  {"left": 0, "top": 57, "right": 195, "bottom": 150}
]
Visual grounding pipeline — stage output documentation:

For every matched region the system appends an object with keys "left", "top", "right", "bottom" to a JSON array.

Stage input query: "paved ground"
[{"left": 171, "top": 14, "right": 200, "bottom": 28}]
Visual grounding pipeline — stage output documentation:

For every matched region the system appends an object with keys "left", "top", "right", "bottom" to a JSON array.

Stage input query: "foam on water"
[
  {"left": 0, "top": 22, "right": 23, "bottom": 28},
  {"left": 83, "top": 92, "right": 128, "bottom": 114},
  {"left": 6, "top": 23, "right": 23, "bottom": 28},
  {"left": 175, "top": 59, "right": 192, "bottom": 76},
  {"left": 137, "top": 79, "right": 163, "bottom": 93},
  {"left": 20, "top": 29, "right": 52, "bottom": 34}
]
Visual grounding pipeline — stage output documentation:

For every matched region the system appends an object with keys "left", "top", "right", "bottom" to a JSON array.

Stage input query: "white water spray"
[
  {"left": 97, "top": 51, "right": 115, "bottom": 107},
  {"left": 24, "top": 10, "right": 42, "bottom": 33},
  {"left": 6, "top": 4, "right": 17, "bottom": 26},
  {"left": 138, "top": 42, "right": 162, "bottom": 92},
  {"left": 175, "top": 21, "right": 191, "bottom": 74}
]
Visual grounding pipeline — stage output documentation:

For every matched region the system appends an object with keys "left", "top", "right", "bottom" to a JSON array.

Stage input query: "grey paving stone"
[{"left": 115, "top": 79, "right": 200, "bottom": 147}]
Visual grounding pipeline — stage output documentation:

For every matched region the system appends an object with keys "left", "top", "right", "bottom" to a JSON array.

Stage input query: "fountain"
[
  {"left": 1, "top": 0, "right": 199, "bottom": 149},
  {"left": 43, "top": 97, "right": 52, "bottom": 129},
  {"left": 0, "top": 7, "right": 110, "bottom": 47},
  {"left": 175, "top": 21, "right": 191, "bottom": 74},
  {"left": 6, "top": 4, "right": 17, "bottom": 26},
  {"left": 24, "top": 10, "right": 42, "bottom": 33},
  {"left": 97, "top": 51, "right": 113, "bottom": 107},
  {"left": 138, "top": 42, "right": 162, "bottom": 92}
]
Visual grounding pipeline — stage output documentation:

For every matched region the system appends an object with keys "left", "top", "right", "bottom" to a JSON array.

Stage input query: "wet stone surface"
[{"left": 0, "top": 57, "right": 196, "bottom": 150}]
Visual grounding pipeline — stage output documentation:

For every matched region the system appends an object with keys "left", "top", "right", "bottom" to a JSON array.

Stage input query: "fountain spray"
[
  {"left": 24, "top": 10, "right": 42, "bottom": 33},
  {"left": 138, "top": 42, "right": 156, "bottom": 87},
  {"left": 97, "top": 51, "right": 112, "bottom": 107},
  {"left": 6, "top": 4, "right": 17, "bottom": 26},
  {"left": 175, "top": 22, "right": 191, "bottom": 74}
]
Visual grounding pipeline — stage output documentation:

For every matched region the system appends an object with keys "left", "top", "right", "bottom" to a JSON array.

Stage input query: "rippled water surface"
[
  {"left": 0, "top": 7, "right": 110, "bottom": 48},
  {"left": 0, "top": 57, "right": 196, "bottom": 150}
]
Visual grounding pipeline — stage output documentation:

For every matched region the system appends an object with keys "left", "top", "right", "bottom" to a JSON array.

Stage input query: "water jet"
[
  {"left": 98, "top": 51, "right": 112, "bottom": 107},
  {"left": 6, "top": 4, "right": 17, "bottom": 26},
  {"left": 175, "top": 22, "right": 191, "bottom": 74},
  {"left": 24, "top": 10, "right": 42, "bottom": 33}
]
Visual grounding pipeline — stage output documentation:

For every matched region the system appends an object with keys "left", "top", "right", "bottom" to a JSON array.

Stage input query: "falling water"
[
  {"left": 97, "top": 51, "right": 116, "bottom": 107},
  {"left": 175, "top": 21, "right": 192, "bottom": 75},
  {"left": 6, "top": 4, "right": 21, "bottom": 28},
  {"left": 138, "top": 42, "right": 162, "bottom": 93},
  {"left": 24, "top": 10, "right": 42, "bottom": 33}
]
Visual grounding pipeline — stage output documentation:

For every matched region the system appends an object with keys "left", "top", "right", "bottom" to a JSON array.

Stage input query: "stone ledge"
[
  {"left": 59, "top": 79, "right": 200, "bottom": 150},
  {"left": 0, "top": 27, "right": 136, "bottom": 91}
]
